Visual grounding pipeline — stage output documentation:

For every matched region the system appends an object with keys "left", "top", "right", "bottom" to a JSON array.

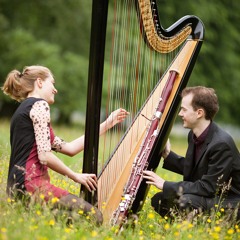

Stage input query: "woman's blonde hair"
[{"left": 1, "top": 65, "right": 52, "bottom": 102}]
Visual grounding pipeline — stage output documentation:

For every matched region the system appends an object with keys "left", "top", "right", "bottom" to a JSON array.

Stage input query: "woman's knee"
[{"left": 58, "top": 194, "right": 103, "bottom": 225}]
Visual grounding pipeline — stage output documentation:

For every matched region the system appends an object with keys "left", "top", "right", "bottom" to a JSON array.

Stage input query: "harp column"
[{"left": 80, "top": 0, "right": 109, "bottom": 205}]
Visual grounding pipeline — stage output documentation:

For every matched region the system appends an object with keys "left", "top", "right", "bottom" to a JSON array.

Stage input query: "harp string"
[{"left": 98, "top": 0, "right": 182, "bottom": 209}]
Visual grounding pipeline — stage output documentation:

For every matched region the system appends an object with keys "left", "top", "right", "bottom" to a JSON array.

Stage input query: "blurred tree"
[
  {"left": 0, "top": 0, "right": 239, "bottom": 126},
  {"left": 0, "top": 0, "right": 90, "bottom": 123},
  {"left": 157, "top": 0, "right": 240, "bottom": 125}
]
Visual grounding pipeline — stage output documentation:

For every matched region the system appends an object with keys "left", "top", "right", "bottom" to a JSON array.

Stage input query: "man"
[{"left": 143, "top": 86, "right": 240, "bottom": 219}]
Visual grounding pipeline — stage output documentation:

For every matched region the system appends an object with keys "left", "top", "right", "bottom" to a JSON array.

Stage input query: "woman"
[{"left": 1, "top": 65, "right": 129, "bottom": 225}]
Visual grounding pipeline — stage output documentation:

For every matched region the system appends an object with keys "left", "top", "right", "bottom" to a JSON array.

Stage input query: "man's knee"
[
  {"left": 178, "top": 194, "right": 207, "bottom": 211},
  {"left": 151, "top": 192, "right": 164, "bottom": 210}
]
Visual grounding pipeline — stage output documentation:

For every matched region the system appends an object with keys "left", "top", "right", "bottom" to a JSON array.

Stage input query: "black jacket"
[{"left": 163, "top": 122, "right": 240, "bottom": 198}]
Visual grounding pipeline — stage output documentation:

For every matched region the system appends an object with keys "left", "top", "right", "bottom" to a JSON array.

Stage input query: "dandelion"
[
  {"left": 188, "top": 234, "right": 193, "bottom": 238},
  {"left": 7, "top": 198, "right": 14, "bottom": 203},
  {"left": 36, "top": 210, "right": 41, "bottom": 216},
  {"left": 164, "top": 223, "right": 170, "bottom": 230},
  {"left": 176, "top": 223, "right": 181, "bottom": 230},
  {"left": 102, "top": 202, "right": 106, "bottom": 209},
  {"left": 214, "top": 226, "right": 221, "bottom": 232},
  {"left": 220, "top": 208, "right": 224, "bottom": 212},
  {"left": 207, "top": 218, "right": 211, "bottom": 223},
  {"left": 78, "top": 210, "right": 84, "bottom": 215},
  {"left": 147, "top": 212, "right": 155, "bottom": 219},
  {"left": 65, "top": 228, "right": 72, "bottom": 233},
  {"left": 91, "top": 230, "right": 98, "bottom": 237},
  {"left": 29, "top": 225, "right": 38, "bottom": 231},
  {"left": 91, "top": 207, "right": 96, "bottom": 214},
  {"left": 139, "top": 230, "right": 144, "bottom": 236},
  {"left": 227, "top": 228, "right": 234, "bottom": 235},
  {"left": 174, "top": 231, "right": 180, "bottom": 237},
  {"left": 211, "top": 232, "right": 219, "bottom": 239},
  {"left": 1, "top": 228, "right": 7, "bottom": 233},
  {"left": 51, "top": 197, "right": 59, "bottom": 204},
  {"left": 49, "top": 219, "right": 55, "bottom": 226},
  {"left": 40, "top": 194, "right": 45, "bottom": 200}
]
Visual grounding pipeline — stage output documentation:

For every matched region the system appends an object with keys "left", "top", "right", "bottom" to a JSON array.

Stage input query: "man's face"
[{"left": 178, "top": 93, "right": 199, "bottom": 129}]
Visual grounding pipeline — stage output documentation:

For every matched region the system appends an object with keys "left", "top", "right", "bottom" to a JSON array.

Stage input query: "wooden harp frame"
[{"left": 81, "top": 0, "right": 204, "bottom": 222}]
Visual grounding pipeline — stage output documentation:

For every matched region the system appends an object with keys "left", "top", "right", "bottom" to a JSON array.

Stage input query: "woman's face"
[{"left": 41, "top": 75, "right": 57, "bottom": 104}]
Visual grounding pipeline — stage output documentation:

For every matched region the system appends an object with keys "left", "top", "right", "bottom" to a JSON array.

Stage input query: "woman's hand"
[
  {"left": 99, "top": 108, "right": 130, "bottom": 135},
  {"left": 106, "top": 108, "right": 130, "bottom": 129},
  {"left": 143, "top": 170, "right": 165, "bottom": 190},
  {"left": 73, "top": 173, "right": 98, "bottom": 192}
]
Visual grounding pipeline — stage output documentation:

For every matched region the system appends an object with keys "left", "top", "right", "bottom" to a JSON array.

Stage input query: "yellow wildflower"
[
  {"left": 147, "top": 212, "right": 155, "bottom": 219},
  {"left": 91, "top": 207, "right": 96, "bottom": 214},
  {"left": 164, "top": 223, "right": 170, "bottom": 230},
  {"left": 51, "top": 197, "right": 59, "bottom": 204},
  {"left": 1, "top": 228, "right": 7, "bottom": 233},
  {"left": 65, "top": 228, "right": 72, "bottom": 233},
  {"left": 174, "top": 231, "right": 180, "bottom": 237},
  {"left": 188, "top": 223, "right": 193, "bottom": 229},
  {"left": 214, "top": 226, "right": 221, "bottom": 232},
  {"left": 227, "top": 228, "right": 234, "bottom": 235},
  {"left": 36, "top": 210, "right": 41, "bottom": 216},
  {"left": 91, "top": 230, "right": 98, "bottom": 237},
  {"left": 78, "top": 210, "right": 84, "bottom": 215},
  {"left": 49, "top": 219, "right": 55, "bottom": 226}
]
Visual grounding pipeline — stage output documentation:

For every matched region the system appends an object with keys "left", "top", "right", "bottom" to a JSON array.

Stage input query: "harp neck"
[{"left": 138, "top": 0, "right": 204, "bottom": 53}]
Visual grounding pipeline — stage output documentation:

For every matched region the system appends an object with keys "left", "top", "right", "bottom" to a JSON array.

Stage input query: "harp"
[{"left": 81, "top": 0, "right": 204, "bottom": 224}]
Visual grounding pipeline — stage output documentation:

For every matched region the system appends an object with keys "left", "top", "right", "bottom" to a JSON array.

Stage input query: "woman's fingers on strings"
[{"left": 117, "top": 108, "right": 129, "bottom": 121}]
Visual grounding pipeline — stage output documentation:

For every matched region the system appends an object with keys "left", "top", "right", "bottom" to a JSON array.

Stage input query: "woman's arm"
[
  {"left": 59, "top": 108, "right": 129, "bottom": 156},
  {"left": 38, "top": 151, "right": 97, "bottom": 192}
]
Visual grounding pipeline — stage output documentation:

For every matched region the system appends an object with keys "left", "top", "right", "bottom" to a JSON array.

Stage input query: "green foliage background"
[{"left": 0, "top": 0, "right": 239, "bottom": 126}]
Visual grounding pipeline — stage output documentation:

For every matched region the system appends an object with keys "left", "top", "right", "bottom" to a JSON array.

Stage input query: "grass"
[{"left": 1, "top": 119, "right": 240, "bottom": 239}]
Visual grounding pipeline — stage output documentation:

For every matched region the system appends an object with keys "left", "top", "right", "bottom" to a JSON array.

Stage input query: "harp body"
[{"left": 82, "top": 0, "right": 204, "bottom": 224}]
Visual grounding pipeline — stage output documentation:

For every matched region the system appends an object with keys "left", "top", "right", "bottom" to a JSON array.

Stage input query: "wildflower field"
[{"left": 1, "top": 120, "right": 240, "bottom": 240}]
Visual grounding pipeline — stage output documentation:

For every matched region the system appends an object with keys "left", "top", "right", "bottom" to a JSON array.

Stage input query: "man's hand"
[
  {"left": 143, "top": 170, "right": 165, "bottom": 190},
  {"left": 162, "top": 139, "right": 171, "bottom": 159}
]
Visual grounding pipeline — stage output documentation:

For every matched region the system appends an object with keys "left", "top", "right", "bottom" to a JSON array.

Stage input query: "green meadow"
[{"left": 0, "top": 120, "right": 240, "bottom": 240}]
